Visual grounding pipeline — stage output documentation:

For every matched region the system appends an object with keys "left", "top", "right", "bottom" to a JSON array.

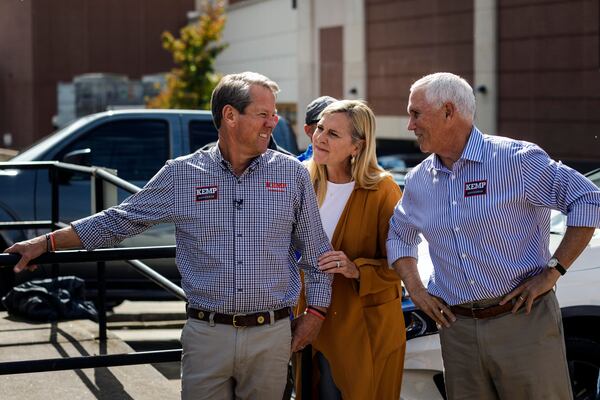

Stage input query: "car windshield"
[{"left": 10, "top": 115, "right": 97, "bottom": 161}]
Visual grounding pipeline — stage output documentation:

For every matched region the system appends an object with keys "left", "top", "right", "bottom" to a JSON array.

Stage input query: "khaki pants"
[
  {"left": 439, "top": 291, "right": 572, "bottom": 400},
  {"left": 180, "top": 317, "right": 292, "bottom": 400}
]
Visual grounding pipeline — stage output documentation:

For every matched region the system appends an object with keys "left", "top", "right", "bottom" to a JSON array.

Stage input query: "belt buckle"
[
  {"left": 232, "top": 313, "right": 246, "bottom": 328},
  {"left": 471, "top": 306, "right": 485, "bottom": 319}
]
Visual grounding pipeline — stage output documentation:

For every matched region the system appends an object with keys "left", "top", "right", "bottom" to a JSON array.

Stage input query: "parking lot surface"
[{"left": 0, "top": 310, "right": 180, "bottom": 399}]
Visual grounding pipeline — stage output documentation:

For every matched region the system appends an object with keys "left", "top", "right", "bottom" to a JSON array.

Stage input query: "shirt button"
[
  {"left": 469, "top": 280, "right": 475, "bottom": 285},
  {"left": 452, "top": 201, "right": 457, "bottom": 206},
  {"left": 461, "top": 253, "right": 467, "bottom": 259},
  {"left": 454, "top": 226, "right": 460, "bottom": 232},
  {"left": 450, "top": 175, "right": 456, "bottom": 180}
]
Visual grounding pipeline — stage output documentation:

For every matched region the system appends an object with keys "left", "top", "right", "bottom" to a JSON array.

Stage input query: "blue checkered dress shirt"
[
  {"left": 387, "top": 126, "right": 600, "bottom": 305},
  {"left": 72, "top": 145, "right": 333, "bottom": 313}
]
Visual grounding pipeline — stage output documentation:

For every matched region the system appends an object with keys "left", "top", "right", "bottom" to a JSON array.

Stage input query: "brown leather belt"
[
  {"left": 186, "top": 307, "right": 290, "bottom": 327},
  {"left": 450, "top": 302, "right": 514, "bottom": 319},
  {"left": 449, "top": 291, "right": 550, "bottom": 319}
]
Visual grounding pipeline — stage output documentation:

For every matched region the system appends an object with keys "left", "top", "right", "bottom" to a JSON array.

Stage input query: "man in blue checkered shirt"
[{"left": 8, "top": 72, "right": 333, "bottom": 399}]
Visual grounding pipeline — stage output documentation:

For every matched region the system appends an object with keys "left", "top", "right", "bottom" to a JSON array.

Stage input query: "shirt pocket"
[{"left": 259, "top": 191, "right": 296, "bottom": 241}]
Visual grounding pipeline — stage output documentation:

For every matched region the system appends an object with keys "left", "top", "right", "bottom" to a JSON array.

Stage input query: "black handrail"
[
  {"left": 0, "top": 349, "right": 182, "bottom": 375},
  {"left": 0, "top": 162, "right": 141, "bottom": 194},
  {"left": 125, "top": 259, "right": 186, "bottom": 301},
  {"left": 0, "top": 161, "right": 186, "bottom": 376},
  {"left": 94, "top": 166, "right": 141, "bottom": 194},
  {"left": 0, "top": 246, "right": 176, "bottom": 266},
  {"left": 0, "top": 247, "right": 186, "bottom": 302},
  {"left": 0, "top": 161, "right": 92, "bottom": 173},
  {"left": 0, "top": 221, "right": 56, "bottom": 229}
]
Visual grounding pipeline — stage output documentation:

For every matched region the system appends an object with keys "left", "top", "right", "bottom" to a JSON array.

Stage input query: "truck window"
[
  {"left": 189, "top": 120, "right": 218, "bottom": 152},
  {"left": 57, "top": 119, "right": 170, "bottom": 181}
]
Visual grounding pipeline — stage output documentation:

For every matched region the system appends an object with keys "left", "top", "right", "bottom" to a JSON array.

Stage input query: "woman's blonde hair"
[{"left": 307, "top": 100, "right": 390, "bottom": 205}]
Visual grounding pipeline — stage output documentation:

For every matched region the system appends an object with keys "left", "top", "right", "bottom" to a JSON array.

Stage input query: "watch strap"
[{"left": 549, "top": 257, "right": 567, "bottom": 276}]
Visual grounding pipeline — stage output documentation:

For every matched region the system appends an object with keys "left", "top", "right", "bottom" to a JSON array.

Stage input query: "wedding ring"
[
  {"left": 519, "top": 295, "right": 525, "bottom": 301},
  {"left": 336, "top": 260, "right": 341, "bottom": 268}
]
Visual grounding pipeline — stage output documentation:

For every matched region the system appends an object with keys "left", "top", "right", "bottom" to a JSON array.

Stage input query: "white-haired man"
[{"left": 387, "top": 72, "right": 600, "bottom": 399}]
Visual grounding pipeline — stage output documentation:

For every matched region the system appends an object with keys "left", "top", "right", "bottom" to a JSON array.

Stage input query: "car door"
[
  {"left": 48, "top": 118, "right": 172, "bottom": 220},
  {"left": 27, "top": 117, "right": 181, "bottom": 291}
]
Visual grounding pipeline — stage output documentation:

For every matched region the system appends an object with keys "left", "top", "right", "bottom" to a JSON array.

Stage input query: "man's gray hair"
[
  {"left": 410, "top": 72, "right": 476, "bottom": 120},
  {"left": 211, "top": 71, "right": 280, "bottom": 129}
]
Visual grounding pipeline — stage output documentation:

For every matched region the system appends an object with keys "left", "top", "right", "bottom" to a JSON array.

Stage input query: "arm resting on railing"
[{"left": 3, "top": 226, "right": 82, "bottom": 273}]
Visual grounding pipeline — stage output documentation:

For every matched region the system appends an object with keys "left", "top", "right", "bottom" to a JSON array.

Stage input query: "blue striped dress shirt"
[
  {"left": 387, "top": 126, "right": 600, "bottom": 305},
  {"left": 73, "top": 145, "right": 333, "bottom": 313}
]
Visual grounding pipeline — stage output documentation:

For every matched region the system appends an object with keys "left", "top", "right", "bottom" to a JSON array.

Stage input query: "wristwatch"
[{"left": 547, "top": 257, "right": 567, "bottom": 276}]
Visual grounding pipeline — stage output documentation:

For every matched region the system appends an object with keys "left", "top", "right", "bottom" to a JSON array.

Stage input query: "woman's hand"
[{"left": 318, "top": 250, "right": 359, "bottom": 279}]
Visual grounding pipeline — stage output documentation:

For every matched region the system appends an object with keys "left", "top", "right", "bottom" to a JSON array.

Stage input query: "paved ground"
[
  {"left": 110, "top": 300, "right": 185, "bottom": 391},
  {"left": 0, "top": 302, "right": 184, "bottom": 400}
]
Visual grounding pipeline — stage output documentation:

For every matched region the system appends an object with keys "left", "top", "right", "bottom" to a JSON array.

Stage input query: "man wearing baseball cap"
[{"left": 297, "top": 96, "right": 337, "bottom": 162}]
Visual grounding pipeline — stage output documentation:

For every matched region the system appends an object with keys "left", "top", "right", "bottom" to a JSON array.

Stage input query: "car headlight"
[{"left": 402, "top": 296, "right": 439, "bottom": 340}]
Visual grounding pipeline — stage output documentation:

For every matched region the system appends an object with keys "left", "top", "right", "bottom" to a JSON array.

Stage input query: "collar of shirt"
[
  {"left": 209, "top": 141, "right": 266, "bottom": 178},
  {"left": 429, "top": 126, "right": 485, "bottom": 174}
]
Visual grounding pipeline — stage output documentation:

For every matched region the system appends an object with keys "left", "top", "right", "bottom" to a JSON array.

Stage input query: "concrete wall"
[
  {"left": 498, "top": 0, "right": 600, "bottom": 162},
  {"left": 0, "top": 1, "right": 34, "bottom": 149},
  {"left": 365, "top": 0, "right": 474, "bottom": 139},
  {"left": 296, "top": 0, "right": 366, "bottom": 148},
  {"left": 216, "top": 0, "right": 299, "bottom": 102},
  {"left": 0, "top": 0, "right": 194, "bottom": 150}
]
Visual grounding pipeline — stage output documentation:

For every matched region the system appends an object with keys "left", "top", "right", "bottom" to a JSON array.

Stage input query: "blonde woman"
[{"left": 298, "top": 100, "right": 405, "bottom": 399}]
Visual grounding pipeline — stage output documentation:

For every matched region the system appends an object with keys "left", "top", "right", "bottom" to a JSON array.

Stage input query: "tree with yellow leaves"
[{"left": 147, "top": 1, "right": 227, "bottom": 109}]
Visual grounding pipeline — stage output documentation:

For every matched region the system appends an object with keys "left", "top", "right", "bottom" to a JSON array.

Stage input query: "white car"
[{"left": 400, "top": 169, "right": 600, "bottom": 400}]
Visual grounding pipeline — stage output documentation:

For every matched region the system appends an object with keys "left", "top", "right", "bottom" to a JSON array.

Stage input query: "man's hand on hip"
[
  {"left": 291, "top": 312, "right": 324, "bottom": 352},
  {"left": 392, "top": 257, "right": 455, "bottom": 328},
  {"left": 500, "top": 268, "right": 560, "bottom": 314},
  {"left": 410, "top": 286, "right": 455, "bottom": 328}
]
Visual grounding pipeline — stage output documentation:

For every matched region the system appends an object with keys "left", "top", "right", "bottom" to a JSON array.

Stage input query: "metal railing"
[{"left": 0, "top": 161, "right": 186, "bottom": 375}]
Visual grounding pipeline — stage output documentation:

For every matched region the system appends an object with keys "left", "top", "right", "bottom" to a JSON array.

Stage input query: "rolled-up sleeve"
[
  {"left": 386, "top": 173, "right": 423, "bottom": 265},
  {"left": 293, "top": 168, "right": 333, "bottom": 308},
  {"left": 520, "top": 145, "right": 600, "bottom": 228},
  {"left": 72, "top": 161, "right": 175, "bottom": 250},
  {"left": 386, "top": 200, "right": 422, "bottom": 265}
]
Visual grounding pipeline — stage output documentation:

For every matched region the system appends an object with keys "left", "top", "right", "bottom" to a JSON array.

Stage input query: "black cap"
[{"left": 305, "top": 96, "right": 337, "bottom": 125}]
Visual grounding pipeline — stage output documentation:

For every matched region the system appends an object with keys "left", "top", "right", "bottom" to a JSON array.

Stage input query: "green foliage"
[{"left": 147, "top": 1, "right": 227, "bottom": 110}]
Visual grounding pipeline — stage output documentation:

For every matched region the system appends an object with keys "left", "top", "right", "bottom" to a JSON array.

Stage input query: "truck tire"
[{"left": 565, "top": 336, "right": 600, "bottom": 400}]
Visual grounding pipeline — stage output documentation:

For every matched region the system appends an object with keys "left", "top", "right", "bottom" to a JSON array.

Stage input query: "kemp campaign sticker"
[
  {"left": 195, "top": 185, "right": 218, "bottom": 201},
  {"left": 266, "top": 181, "right": 287, "bottom": 192},
  {"left": 464, "top": 180, "right": 487, "bottom": 197}
]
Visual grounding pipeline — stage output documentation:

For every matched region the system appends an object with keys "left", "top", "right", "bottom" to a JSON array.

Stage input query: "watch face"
[{"left": 548, "top": 258, "right": 558, "bottom": 267}]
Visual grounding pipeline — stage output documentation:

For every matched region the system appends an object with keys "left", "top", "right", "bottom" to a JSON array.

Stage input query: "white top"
[{"left": 319, "top": 180, "right": 355, "bottom": 242}]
